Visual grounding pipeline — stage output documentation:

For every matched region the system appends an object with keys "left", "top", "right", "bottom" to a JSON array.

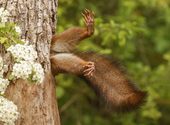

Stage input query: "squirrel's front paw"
[
  {"left": 81, "top": 9, "right": 95, "bottom": 36},
  {"left": 83, "top": 61, "right": 95, "bottom": 76}
]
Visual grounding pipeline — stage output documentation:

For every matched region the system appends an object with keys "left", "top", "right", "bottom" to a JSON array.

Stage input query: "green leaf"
[
  {"left": 10, "top": 30, "right": 20, "bottom": 38},
  {"left": 28, "top": 75, "right": 37, "bottom": 84},
  {"left": 0, "top": 27, "right": 7, "bottom": 33},
  {"left": 28, "top": 77, "right": 33, "bottom": 84},
  {"left": 0, "top": 23, "right": 5, "bottom": 28},
  {"left": 56, "top": 86, "right": 65, "bottom": 99},
  {"left": 9, "top": 74, "right": 15, "bottom": 80},
  {"left": 118, "top": 30, "right": 127, "bottom": 39},
  {"left": 18, "top": 40, "right": 25, "bottom": 45},
  {"left": 101, "top": 32, "right": 112, "bottom": 46},
  {"left": 99, "top": 49, "right": 112, "bottom": 54},
  {"left": 4, "top": 45, "right": 8, "bottom": 49},
  {"left": 7, "top": 21, "right": 15, "bottom": 28},
  {"left": 119, "top": 38, "right": 126, "bottom": 46},
  {"left": 11, "top": 38, "right": 18, "bottom": 44},
  {"left": 0, "top": 94, "right": 6, "bottom": 98},
  {"left": 0, "top": 37, "right": 8, "bottom": 44},
  {"left": 110, "top": 20, "right": 115, "bottom": 27}
]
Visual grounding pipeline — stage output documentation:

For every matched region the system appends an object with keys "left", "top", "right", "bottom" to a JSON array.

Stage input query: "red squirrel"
[{"left": 50, "top": 9, "right": 147, "bottom": 113}]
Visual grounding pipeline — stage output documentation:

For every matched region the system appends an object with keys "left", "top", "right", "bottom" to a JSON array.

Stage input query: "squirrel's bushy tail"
[{"left": 76, "top": 52, "right": 147, "bottom": 113}]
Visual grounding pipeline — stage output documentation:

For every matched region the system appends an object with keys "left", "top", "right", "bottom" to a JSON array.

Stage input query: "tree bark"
[{"left": 0, "top": 0, "right": 60, "bottom": 125}]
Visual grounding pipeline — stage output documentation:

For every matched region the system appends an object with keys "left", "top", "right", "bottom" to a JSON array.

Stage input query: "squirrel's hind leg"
[{"left": 50, "top": 53, "right": 95, "bottom": 76}]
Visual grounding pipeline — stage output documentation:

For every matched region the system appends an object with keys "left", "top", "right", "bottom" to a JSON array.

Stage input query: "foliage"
[
  {"left": 0, "top": 8, "right": 44, "bottom": 85},
  {"left": 56, "top": 0, "right": 170, "bottom": 125}
]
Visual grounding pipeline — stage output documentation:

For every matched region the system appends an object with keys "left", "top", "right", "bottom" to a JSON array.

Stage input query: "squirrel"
[{"left": 50, "top": 9, "right": 147, "bottom": 113}]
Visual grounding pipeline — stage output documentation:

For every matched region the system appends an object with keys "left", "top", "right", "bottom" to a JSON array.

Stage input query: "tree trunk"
[{"left": 0, "top": 0, "right": 60, "bottom": 125}]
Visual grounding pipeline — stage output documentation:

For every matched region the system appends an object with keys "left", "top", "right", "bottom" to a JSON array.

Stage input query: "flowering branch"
[{"left": 0, "top": 7, "right": 45, "bottom": 124}]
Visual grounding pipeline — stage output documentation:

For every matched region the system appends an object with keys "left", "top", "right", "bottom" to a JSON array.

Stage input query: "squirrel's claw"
[
  {"left": 84, "top": 61, "right": 95, "bottom": 76},
  {"left": 82, "top": 9, "right": 94, "bottom": 22},
  {"left": 81, "top": 9, "right": 95, "bottom": 36}
]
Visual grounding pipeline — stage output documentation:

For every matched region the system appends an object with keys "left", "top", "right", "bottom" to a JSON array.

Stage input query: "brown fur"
[
  {"left": 51, "top": 27, "right": 87, "bottom": 53},
  {"left": 50, "top": 53, "right": 87, "bottom": 75},
  {"left": 50, "top": 10, "right": 147, "bottom": 113},
  {"left": 76, "top": 52, "right": 147, "bottom": 112}
]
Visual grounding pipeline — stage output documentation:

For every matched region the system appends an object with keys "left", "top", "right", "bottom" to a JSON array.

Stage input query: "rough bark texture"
[{"left": 0, "top": 0, "right": 60, "bottom": 125}]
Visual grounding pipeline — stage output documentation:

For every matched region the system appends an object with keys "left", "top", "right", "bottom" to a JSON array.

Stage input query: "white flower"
[
  {"left": 3, "top": 10, "right": 9, "bottom": 16},
  {"left": 7, "top": 43, "right": 44, "bottom": 85},
  {"left": 0, "top": 69, "right": 4, "bottom": 78},
  {"left": 0, "top": 78, "right": 9, "bottom": 94},
  {"left": 0, "top": 96, "right": 19, "bottom": 124},
  {"left": 0, "top": 56, "right": 3, "bottom": 69},
  {"left": 0, "top": 8, "right": 9, "bottom": 23},
  {"left": 7, "top": 45, "right": 14, "bottom": 52},
  {"left": 12, "top": 61, "right": 32, "bottom": 79},
  {"left": 0, "top": 7, "right": 4, "bottom": 12},
  {"left": 3, "top": 65, "right": 8, "bottom": 73},
  {"left": 0, "top": 56, "right": 9, "bottom": 77},
  {"left": 14, "top": 26, "right": 21, "bottom": 34},
  {"left": 7, "top": 44, "right": 38, "bottom": 63},
  {"left": 1, "top": 17, "right": 7, "bottom": 23},
  {"left": 32, "top": 63, "right": 44, "bottom": 84},
  {"left": 0, "top": 8, "right": 4, "bottom": 17},
  {"left": 0, "top": 11, "right": 2, "bottom": 17},
  {"left": 21, "top": 39, "right": 29, "bottom": 45}
]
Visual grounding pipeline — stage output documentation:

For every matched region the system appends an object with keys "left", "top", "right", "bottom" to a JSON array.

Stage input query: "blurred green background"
[{"left": 55, "top": 0, "right": 170, "bottom": 125}]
